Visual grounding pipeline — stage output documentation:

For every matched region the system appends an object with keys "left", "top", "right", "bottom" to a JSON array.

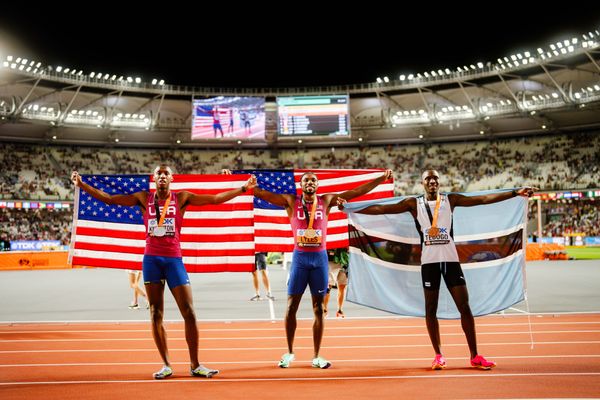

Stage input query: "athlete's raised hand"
[
  {"left": 71, "top": 171, "right": 82, "bottom": 187},
  {"left": 336, "top": 197, "right": 348, "bottom": 210}
]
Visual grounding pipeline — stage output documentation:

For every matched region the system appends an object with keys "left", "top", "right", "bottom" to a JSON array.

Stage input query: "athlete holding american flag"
[
  {"left": 237, "top": 168, "right": 393, "bottom": 369},
  {"left": 71, "top": 165, "right": 256, "bottom": 380}
]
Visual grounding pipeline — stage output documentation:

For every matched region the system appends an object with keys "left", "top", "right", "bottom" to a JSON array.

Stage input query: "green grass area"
[{"left": 566, "top": 246, "right": 600, "bottom": 260}]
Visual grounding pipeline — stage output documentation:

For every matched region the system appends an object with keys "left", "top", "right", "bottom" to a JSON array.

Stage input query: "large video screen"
[
  {"left": 192, "top": 96, "right": 265, "bottom": 140},
  {"left": 277, "top": 95, "right": 350, "bottom": 136}
]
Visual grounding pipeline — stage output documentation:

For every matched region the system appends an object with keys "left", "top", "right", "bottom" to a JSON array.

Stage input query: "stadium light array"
[
  {"left": 110, "top": 112, "right": 151, "bottom": 129},
  {"left": 64, "top": 109, "right": 105, "bottom": 126},
  {"left": 21, "top": 104, "right": 60, "bottom": 122},
  {"left": 372, "top": 25, "right": 600, "bottom": 96}
]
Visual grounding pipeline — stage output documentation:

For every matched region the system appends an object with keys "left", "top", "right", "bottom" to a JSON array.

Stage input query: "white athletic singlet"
[{"left": 415, "top": 194, "right": 459, "bottom": 264}]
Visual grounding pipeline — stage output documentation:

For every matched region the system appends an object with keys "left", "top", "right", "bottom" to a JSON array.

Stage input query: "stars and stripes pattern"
[
  {"left": 69, "top": 174, "right": 254, "bottom": 272},
  {"left": 235, "top": 169, "right": 395, "bottom": 252}
]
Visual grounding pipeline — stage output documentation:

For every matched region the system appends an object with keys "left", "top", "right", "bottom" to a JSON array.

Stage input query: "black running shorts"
[{"left": 421, "top": 262, "right": 466, "bottom": 291}]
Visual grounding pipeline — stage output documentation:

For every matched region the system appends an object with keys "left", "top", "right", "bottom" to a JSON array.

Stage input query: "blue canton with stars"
[
  {"left": 78, "top": 175, "right": 149, "bottom": 224},
  {"left": 234, "top": 170, "right": 296, "bottom": 210}
]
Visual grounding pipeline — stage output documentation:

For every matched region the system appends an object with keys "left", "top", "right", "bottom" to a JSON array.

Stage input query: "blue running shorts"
[
  {"left": 143, "top": 255, "right": 190, "bottom": 290},
  {"left": 288, "top": 250, "right": 328, "bottom": 296}
]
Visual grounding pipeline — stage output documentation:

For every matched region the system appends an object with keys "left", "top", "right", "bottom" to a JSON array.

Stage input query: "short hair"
[
  {"left": 421, "top": 169, "right": 439, "bottom": 180},
  {"left": 300, "top": 171, "right": 318, "bottom": 181},
  {"left": 153, "top": 165, "right": 173, "bottom": 175}
]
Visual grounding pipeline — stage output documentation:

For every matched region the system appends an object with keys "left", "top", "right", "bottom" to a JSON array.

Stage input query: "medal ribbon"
[
  {"left": 430, "top": 193, "right": 441, "bottom": 230},
  {"left": 154, "top": 192, "right": 171, "bottom": 227},
  {"left": 423, "top": 193, "right": 441, "bottom": 231},
  {"left": 302, "top": 197, "right": 318, "bottom": 230}
]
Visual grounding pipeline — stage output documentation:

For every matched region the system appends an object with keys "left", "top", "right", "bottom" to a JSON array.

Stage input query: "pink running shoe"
[
  {"left": 431, "top": 354, "right": 446, "bottom": 370},
  {"left": 470, "top": 354, "right": 496, "bottom": 370}
]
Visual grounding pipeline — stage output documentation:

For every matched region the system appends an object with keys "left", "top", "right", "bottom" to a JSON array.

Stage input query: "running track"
[{"left": 1, "top": 314, "right": 599, "bottom": 399}]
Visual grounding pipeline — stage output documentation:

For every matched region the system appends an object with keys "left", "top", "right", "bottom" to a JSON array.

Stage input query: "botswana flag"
[{"left": 342, "top": 189, "right": 528, "bottom": 319}]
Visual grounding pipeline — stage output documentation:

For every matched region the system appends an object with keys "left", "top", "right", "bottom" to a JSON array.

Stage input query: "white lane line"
[
  {"left": 3, "top": 321, "right": 600, "bottom": 335},
  {"left": 0, "top": 354, "right": 600, "bottom": 368},
  {"left": 268, "top": 298, "right": 275, "bottom": 321},
  {"left": 2, "top": 354, "right": 600, "bottom": 368},
  {"left": 2, "top": 330, "right": 600, "bottom": 342},
  {"left": 0, "top": 318, "right": 600, "bottom": 335},
  {"left": 2, "top": 340, "right": 600, "bottom": 354},
  {"left": 1, "top": 311, "right": 599, "bottom": 324},
  {"left": 2, "top": 372, "right": 600, "bottom": 385}
]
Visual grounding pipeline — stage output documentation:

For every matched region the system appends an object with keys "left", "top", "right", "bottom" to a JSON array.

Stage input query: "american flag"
[
  {"left": 69, "top": 174, "right": 254, "bottom": 272},
  {"left": 235, "top": 169, "right": 394, "bottom": 252},
  {"left": 192, "top": 106, "right": 229, "bottom": 137}
]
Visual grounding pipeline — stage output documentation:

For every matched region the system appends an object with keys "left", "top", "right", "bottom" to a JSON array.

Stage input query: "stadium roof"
[{"left": 1, "top": 6, "right": 599, "bottom": 148}]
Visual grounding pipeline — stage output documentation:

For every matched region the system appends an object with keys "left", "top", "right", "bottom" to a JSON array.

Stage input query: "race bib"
[
  {"left": 424, "top": 227, "right": 450, "bottom": 246},
  {"left": 148, "top": 218, "right": 176, "bottom": 237},
  {"left": 296, "top": 228, "right": 322, "bottom": 247}
]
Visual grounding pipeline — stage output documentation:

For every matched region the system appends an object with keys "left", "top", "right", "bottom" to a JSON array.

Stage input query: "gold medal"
[
  {"left": 428, "top": 227, "right": 439, "bottom": 237},
  {"left": 304, "top": 228, "right": 316, "bottom": 238},
  {"left": 153, "top": 226, "right": 166, "bottom": 237}
]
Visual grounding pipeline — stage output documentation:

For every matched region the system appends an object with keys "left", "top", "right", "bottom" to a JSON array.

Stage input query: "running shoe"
[
  {"left": 153, "top": 365, "right": 173, "bottom": 379},
  {"left": 312, "top": 356, "right": 331, "bottom": 369},
  {"left": 278, "top": 352, "right": 295, "bottom": 368},
  {"left": 336, "top": 309, "right": 345, "bottom": 318},
  {"left": 190, "top": 365, "right": 219, "bottom": 378},
  {"left": 249, "top": 294, "right": 261, "bottom": 301},
  {"left": 431, "top": 354, "right": 446, "bottom": 370},
  {"left": 470, "top": 354, "right": 496, "bottom": 370},
  {"left": 266, "top": 292, "right": 275, "bottom": 300},
  {"left": 128, "top": 303, "right": 139, "bottom": 310}
]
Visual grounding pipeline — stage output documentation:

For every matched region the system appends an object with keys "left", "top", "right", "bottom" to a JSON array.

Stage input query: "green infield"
[{"left": 566, "top": 246, "right": 600, "bottom": 260}]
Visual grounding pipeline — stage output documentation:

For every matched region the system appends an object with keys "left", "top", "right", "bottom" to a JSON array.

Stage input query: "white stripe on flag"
[
  {"left": 255, "top": 236, "right": 293, "bottom": 245},
  {"left": 180, "top": 226, "right": 254, "bottom": 235},
  {"left": 180, "top": 241, "right": 255, "bottom": 250},
  {"left": 74, "top": 249, "right": 142, "bottom": 262},
  {"left": 75, "top": 235, "right": 144, "bottom": 247},
  {"left": 326, "top": 232, "right": 351, "bottom": 242},
  {"left": 255, "top": 209, "right": 287, "bottom": 218},
  {"left": 255, "top": 222, "right": 291, "bottom": 231},
  {"left": 312, "top": 183, "right": 394, "bottom": 194},
  {"left": 349, "top": 220, "right": 421, "bottom": 245},
  {"left": 455, "top": 224, "right": 526, "bottom": 242},
  {"left": 185, "top": 210, "right": 254, "bottom": 219},
  {"left": 293, "top": 171, "right": 384, "bottom": 186},
  {"left": 182, "top": 255, "right": 255, "bottom": 264},
  {"left": 151, "top": 181, "right": 248, "bottom": 190},
  {"left": 76, "top": 219, "right": 146, "bottom": 232}
]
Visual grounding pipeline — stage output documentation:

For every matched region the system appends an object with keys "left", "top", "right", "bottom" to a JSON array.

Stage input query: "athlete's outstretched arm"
[
  {"left": 337, "top": 197, "right": 416, "bottom": 215},
  {"left": 324, "top": 169, "right": 393, "bottom": 207},
  {"left": 180, "top": 176, "right": 257, "bottom": 207},
  {"left": 252, "top": 186, "right": 294, "bottom": 208},
  {"left": 221, "top": 169, "right": 293, "bottom": 208},
  {"left": 71, "top": 171, "right": 144, "bottom": 207},
  {"left": 450, "top": 187, "right": 537, "bottom": 208}
]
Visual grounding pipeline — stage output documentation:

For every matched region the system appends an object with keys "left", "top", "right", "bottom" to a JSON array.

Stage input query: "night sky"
[{"left": 1, "top": 5, "right": 599, "bottom": 88}]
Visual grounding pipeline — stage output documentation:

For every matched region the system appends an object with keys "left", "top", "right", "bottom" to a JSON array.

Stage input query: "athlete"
[
  {"left": 339, "top": 169, "right": 536, "bottom": 370},
  {"left": 252, "top": 169, "right": 393, "bottom": 369},
  {"left": 72, "top": 166, "right": 256, "bottom": 379}
]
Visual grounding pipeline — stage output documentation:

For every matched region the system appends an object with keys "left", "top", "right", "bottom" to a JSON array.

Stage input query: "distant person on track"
[
  {"left": 338, "top": 169, "right": 537, "bottom": 370},
  {"left": 240, "top": 111, "right": 252, "bottom": 134},
  {"left": 250, "top": 252, "right": 274, "bottom": 301},
  {"left": 127, "top": 269, "right": 148, "bottom": 310},
  {"left": 71, "top": 166, "right": 256, "bottom": 379},
  {"left": 197, "top": 105, "right": 224, "bottom": 138},
  {"left": 324, "top": 247, "right": 349, "bottom": 318},
  {"left": 228, "top": 108, "right": 235, "bottom": 134}
]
